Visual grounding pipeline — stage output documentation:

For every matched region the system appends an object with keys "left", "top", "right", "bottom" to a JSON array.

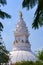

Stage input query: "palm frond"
[
  {"left": 32, "top": 0, "right": 43, "bottom": 29},
  {"left": 22, "top": 0, "right": 38, "bottom": 9},
  {"left": 0, "top": 10, "right": 11, "bottom": 19},
  {"left": 0, "top": 22, "right": 3, "bottom": 31},
  {"left": 0, "top": 0, "right": 7, "bottom": 6}
]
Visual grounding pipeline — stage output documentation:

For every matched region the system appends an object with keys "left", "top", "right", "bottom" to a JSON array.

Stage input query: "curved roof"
[{"left": 10, "top": 50, "right": 37, "bottom": 64}]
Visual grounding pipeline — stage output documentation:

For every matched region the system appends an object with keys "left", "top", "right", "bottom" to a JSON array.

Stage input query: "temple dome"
[{"left": 10, "top": 51, "right": 37, "bottom": 64}]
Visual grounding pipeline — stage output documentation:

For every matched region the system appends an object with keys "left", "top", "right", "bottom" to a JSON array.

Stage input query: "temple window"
[
  {"left": 26, "top": 40, "right": 29, "bottom": 43},
  {"left": 16, "top": 40, "right": 18, "bottom": 43},
  {"left": 22, "top": 40, "right": 24, "bottom": 43}
]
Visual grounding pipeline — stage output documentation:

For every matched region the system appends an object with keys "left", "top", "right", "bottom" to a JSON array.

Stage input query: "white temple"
[{"left": 9, "top": 12, "right": 37, "bottom": 64}]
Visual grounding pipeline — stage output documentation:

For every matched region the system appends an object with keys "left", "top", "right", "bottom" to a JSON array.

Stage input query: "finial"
[{"left": 19, "top": 11, "right": 22, "bottom": 18}]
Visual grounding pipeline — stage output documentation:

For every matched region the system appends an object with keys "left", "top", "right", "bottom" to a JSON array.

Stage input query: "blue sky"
[{"left": 1, "top": 0, "right": 43, "bottom": 52}]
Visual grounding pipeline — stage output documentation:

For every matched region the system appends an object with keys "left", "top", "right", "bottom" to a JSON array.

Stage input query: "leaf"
[
  {"left": 0, "top": 0, "right": 7, "bottom": 6},
  {"left": 0, "top": 10, "right": 11, "bottom": 19},
  {"left": 0, "top": 22, "right": 3, "bottom": 31},
  {"left": 22, "top": 0, "right": 43, "bottom": 29},
  {"left": 22, "top": 0, "right": 38, "bottom": 9}
]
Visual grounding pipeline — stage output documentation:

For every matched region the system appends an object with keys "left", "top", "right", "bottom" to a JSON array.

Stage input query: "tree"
[
  {"left": 15, "top": 61, "right": 43, "bottom": 65},
  {"left": 35, "top": 61, "right": 43, "bottom": 65},
  {"left": 0, "top": 23, "right": 9, "bottom": 64},
  {"left": 0, "top": 0, "right": 11, "bottom": 64},
  {"left": 15, "top": 61, "right": 34, "bottom": 65},
  {"left": 0, "top": 0, "right": 11, "bottom": 32},
  {"left": 0, "top": 22, "right": 3, "bottom": 31},
  {"left": 37, "top": 50, "right": 43, "bottom": 61},
  {"left": 0, "top": 0, "right": 11, "bottom": 19},
  {"left": 22, "top": 0, "right": 43, "bottom": 29}
]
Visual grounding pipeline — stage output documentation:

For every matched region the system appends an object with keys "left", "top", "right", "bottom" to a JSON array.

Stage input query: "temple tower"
[
  {"left": 14, "top": 12, "right": 31, "bottom": 51},
  {"left": 10, "top": 12, "right": 37, "bottom": 64}
]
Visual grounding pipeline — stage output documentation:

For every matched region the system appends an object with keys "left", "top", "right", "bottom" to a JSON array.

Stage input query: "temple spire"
[{"left": 19, "top": 11, "right": 22, "bottom": 19}]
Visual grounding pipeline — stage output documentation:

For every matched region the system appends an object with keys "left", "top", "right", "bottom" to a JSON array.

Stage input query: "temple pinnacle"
[{"left": 19, "top": 11, "right": 22, "bottom": 19}]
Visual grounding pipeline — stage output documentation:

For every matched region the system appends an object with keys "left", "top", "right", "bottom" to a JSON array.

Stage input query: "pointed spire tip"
[{"left": 19, "top": 11, "right": 22, "bottom": 18}]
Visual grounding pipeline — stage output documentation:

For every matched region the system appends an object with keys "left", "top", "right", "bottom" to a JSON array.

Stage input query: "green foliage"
[
  {"left": 15, "top": 61, "right": 34, "bottom": 65},
  {"left": 0, "top": 10, "right": 11, "bottom": 19},
  {"left": 0, "top": 29, "right": 9, "bottom": 64},
  {"left": 0, "top": 22, "right": 3, "bottom": 31},
  {"left": 15, "top": 61, "right": 43, "bottom": 65},
  {"left": 0, "top": 0, "right": 11, "bottom": 64},
  {"left": 0, "top": 0, "right": 11, "bottom": 20},
  {"left": 35, "top": 61, "right": 43, "bottom": 65},
  {"left": 37, "top": 50, "right": 43, "bottom": 61},
  {"left": 0, "top": 45, "right": 9, "bottom": 63},
  {"left": 32, "top": 0, "right": 43, "bottom": 29},
  {"left": 0, "top": 0, "right": 7, "bottom": 6},
  {"left": 0, "top": 31, "right": 9, "bottom": 64},
  {"left": 15, "top": 62, "right": 21, "bottom": 65},
  {"left": 22, "top": 0, "right": 37, "bottom": 9},
  {"left": 0, "top": 0, "right": 11, "bottom": 30},
  {"left": 22, "top": 0, "right": 43, "bottom": 29}
]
